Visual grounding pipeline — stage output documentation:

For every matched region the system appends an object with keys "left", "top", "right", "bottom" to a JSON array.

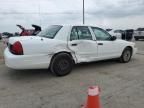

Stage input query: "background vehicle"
[
  {"left": 4, "top": 25, "right": 137, "bottom": 76},
  {"left": 1, "top": 32, "right": 17, "bottom": 47},
  {"left": 1, "top": 24, "right": 41, "bottom": 47},
  {"left": 106, "top": 29, "right": 123, "bottom": 39},
  {"left": 0, "top": 33, "right": 2, "bottom": 40},
  {"left": 2, "top": 32, "right": 14, "bottom": 38},
  {"left": 133, "top": 28, "right": 144, "bottom": 40},
  {"left": 122, "top": 29, "right": 134, "bottom": 41},
  {"left": 17, "top": 24, "right": 41, "bottom": 36}
]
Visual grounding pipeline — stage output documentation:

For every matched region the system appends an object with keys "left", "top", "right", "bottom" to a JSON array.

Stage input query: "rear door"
[{"left": 68, "top": 26, "right": 98, "bottom": 63}]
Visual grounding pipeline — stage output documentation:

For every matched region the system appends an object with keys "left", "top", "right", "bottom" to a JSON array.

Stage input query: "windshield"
[{"left": 38, "top": 25, "right": 62, "bottom": 39}]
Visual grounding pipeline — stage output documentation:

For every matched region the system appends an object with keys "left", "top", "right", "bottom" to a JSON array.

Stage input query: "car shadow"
[
  {"left": 7, "top": 58, "right": 136, "bottom": 81},
  {"left": 75, "top": 59, "right": 119, "bottom": 69},
  {"left": 7, "top": 59, "right": 117, "bottom": 80},
  {"left": 7, "top": 69, "right": 53, "bottom": 81}
]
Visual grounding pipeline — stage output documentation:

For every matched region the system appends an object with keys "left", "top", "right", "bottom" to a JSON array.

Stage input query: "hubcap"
[
  {"left": 123, "top": 50, "right": 131, "bottom": 61},
  {"left": 58, "top": 59, "right": 69, "bottom": 71}
]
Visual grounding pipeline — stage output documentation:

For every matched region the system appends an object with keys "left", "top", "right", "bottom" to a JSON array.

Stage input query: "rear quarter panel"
[{"left": 21, "top": 38, "right": 69, "bottom": 55}]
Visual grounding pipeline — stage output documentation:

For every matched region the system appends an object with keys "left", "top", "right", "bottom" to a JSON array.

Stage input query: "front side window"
[
  {"left": 92, "top": 27, "right": 111, "bottom": 41},
  {"left": 70, "top": 26, "right": 92, "bottom": 41},
  {"left": 38, "top": 25, "right": 62, "bottom": 39}
]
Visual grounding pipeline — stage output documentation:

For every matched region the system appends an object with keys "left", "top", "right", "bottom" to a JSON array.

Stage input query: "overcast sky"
[{"left": 0, "top": 0, "right": 144, "bottom": 32}]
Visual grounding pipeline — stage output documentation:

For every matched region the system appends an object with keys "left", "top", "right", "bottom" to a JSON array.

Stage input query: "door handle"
[
  {"left": 98, "top": 43, "right": 103, "bottom": 45},
  {"left": 71, "top": 43, "right": 78, "bottom": 46}
]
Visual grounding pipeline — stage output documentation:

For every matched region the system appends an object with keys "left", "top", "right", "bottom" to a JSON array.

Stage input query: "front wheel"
[
  {"left": 119, "top": 47, "right": 132, "bottom": 63},
  {"left": 50, "top": 53, "right": 74, "bottom": 76}
]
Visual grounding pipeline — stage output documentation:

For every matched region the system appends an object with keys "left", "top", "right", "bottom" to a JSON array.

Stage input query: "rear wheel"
[
  {"left": 119, "top": 47, "right": 132, "bottom": 63},
  {"left": 50, "top": 53, "right": 74, "bottom": 76}
]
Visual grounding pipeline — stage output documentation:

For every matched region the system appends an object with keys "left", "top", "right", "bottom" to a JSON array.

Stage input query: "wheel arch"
[
  {"left": 50, "top": 51, "right": 76, "bottom": 64},
  {"left": 123, "top": 46, "right": 133, "bottom": 55}
]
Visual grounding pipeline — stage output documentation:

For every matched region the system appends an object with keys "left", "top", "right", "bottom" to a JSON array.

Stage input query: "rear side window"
[
  {"left": 70, "top": 26, "right": 92, "bottom": 41},
  {"left": 38, "top": 25, "right": 62, "bottom": 39}
]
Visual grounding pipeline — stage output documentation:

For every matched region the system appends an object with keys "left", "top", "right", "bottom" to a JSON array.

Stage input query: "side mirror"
[{"left": 111, "top": 36, "right": 117, "bottom": 41}]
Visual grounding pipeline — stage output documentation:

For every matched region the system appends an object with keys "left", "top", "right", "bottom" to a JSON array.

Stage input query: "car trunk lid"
[{"left": 8, "top": 36, "right": 42, "bottom": 44}]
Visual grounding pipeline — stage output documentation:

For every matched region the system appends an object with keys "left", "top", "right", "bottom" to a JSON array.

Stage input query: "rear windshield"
[{"left": 38, "top": 25, "right": 62, "bottom": 39}]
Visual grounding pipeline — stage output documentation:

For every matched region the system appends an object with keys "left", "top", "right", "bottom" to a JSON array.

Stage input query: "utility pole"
[{"left": 83, "top": 0, "right": 85, "bottom": 25}]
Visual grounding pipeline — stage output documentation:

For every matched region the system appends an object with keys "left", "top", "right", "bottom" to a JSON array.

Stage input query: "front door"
[{"left": 91, "top": 27, "right": 120, "bottom": 59}]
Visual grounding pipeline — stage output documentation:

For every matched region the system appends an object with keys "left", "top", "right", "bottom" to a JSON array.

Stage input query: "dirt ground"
[
  {"left": 0, "top": 42, "right": 4, "bottom": 58},
  {"left": 0, "top": 41, "right": 144, "bottom": 108}
]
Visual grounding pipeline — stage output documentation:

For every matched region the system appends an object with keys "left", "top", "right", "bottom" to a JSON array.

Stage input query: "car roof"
[{"left": 53, "top": 24, "right": 101, "bottom": 28}]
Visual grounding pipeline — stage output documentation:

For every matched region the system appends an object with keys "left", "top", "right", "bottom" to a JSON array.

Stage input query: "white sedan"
[
  {"left": 4, "top": 25, "right": 137, "bottom": 76},
  {"left": 107, "top": 29, "right": 123, "bottom": 39}
]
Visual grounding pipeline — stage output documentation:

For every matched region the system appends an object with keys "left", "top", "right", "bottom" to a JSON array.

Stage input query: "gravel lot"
[
  {"left": 0, "top": 41, "right": 4, "bottom": 58},
  {"left": 0, "top": 41, "right": 144, "bottom": 108}
]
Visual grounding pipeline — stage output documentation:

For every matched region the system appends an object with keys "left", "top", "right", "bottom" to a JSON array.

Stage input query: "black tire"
[
  {"left": 135, "top": 38, "right": 139, "bottom": 41},
  {"left": 50, "top": 53, "right": 74, "bottom": 76},
  {"left": 119, "top": 47, "right": 132, "bottom": 63}
]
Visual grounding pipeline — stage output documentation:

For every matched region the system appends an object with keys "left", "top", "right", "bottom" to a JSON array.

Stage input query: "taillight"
[{"left": 10, "top": 41, "right": 23, "bottom": 55}]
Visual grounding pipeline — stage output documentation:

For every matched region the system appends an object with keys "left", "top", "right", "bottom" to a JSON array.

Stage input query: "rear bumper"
[{"left": 4, "top": 48, "right": 52, "bottom": 69}]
